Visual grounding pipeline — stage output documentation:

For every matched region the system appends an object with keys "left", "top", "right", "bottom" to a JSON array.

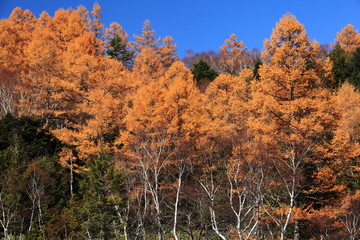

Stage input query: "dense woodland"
[{"left": 0, "top": 3, "right": 359, "bottom": 240}]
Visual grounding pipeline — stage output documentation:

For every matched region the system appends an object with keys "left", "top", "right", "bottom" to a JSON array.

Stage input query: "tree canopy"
[{"left": 0, "top": 6, "right": 359, "bottom": 240}]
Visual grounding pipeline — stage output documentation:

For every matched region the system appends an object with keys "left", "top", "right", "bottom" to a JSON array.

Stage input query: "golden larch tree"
[
  {"left": 117, "top": 61, "right": 204, "bottom": 239},
  {"left": 335, "top": 24, "right": 360, "bottom": 54},
  {"left": 131, "top": 19, "right": 160, "bottom": 53},
  {"left": 249, "top": 13, "right": 334, "bottom": 240},
  {"left": 91, "top": 2, "right": 104, "bottom": 41},
  {"left": 219, "top": 34, "right": 249, "bottom": 75},
  {"left": 105, "top": 22, "right": 129, "bottom": 48},
  {"left": 315, "top": 82, "right": 360, "bottom": 195},
  {"left": 158, "top": 36, "right": 179, "bottom": 68}
]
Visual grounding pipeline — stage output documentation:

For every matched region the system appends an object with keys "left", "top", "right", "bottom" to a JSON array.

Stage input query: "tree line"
[{"left": 0, "top": 3, "right": 359, "bottom": 240}]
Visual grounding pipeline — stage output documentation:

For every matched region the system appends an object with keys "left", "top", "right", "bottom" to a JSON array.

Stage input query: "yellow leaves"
[
  {"left": 298, "top": 191, "right": 360, "bottom": 238},
  {"left": 312, "top": 166, "right": 339, "bottom": 191},
  {"left": 335, "top": 24, "right": 360, "bottom": 54},
  {"left": 263, "top": 14, "right": 310, "bottom": 64},
  {"left": 58, "top": 147, "right": 82, "bottom": 173},
  {"left": 26, "top": 27, "right": 58, "bottom": 69},
  {"left": 205, "top": 72, "right": 249, "bottom": 139},
  {"left": 91, "top": 2, "right": 102, "bottom": 19},
  {"left": 249, "top": 14, "right": 335, "bottom": 153},
  {"left": 313, "top": 83, "right": 360, "bottom": 187},
  {"left": 0, "top": 19, "right": 24, "bottom": 71},
  {"left": 132, "top": 48, "right": 165, "bottom": 85},
  {"left": 131, "top": 19, "right": 159, "bottom": 52},
  {"left": 131, "top": 19, "right": 178, "bottom": 79},
  {"left": 9, "top": 7, "right": 36, "bottom": 34},
  {"left": 159, "top": 36, "right": 179, "bottom": 68},
  {"left": 118, "top": 60, "right": 205, "bottom": 165},
  {"left": 59, "top": 147, "right": 75, "bottom": 166},
  {"left": 14, "top": 6, "right": 131, "bottom": 160},
  {"left": 323, "top": 83, "right": 360, "bottom": 172},
  {"left": 334, "top": 83, "right": 360, "bottom": 143},
  {"left": 219, "top": 34, "right": 248, "bottom": 74},
  {"left": 52, "top": 9, "right": 87, "bottom": 44}
]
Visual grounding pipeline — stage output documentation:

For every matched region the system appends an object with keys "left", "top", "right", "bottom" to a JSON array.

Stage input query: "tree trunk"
[{"left": 173, "top": 167, "right": 184, "bottom": 240}]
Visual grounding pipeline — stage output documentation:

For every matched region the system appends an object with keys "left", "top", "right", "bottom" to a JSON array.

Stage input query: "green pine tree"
[
  {"left": 349, "top": 46, "right": 360, "bottom": 89},
  {"left": 191, "top": 59, "right": 218, "bottom": 82},
  {"left": 253, "top": 56, "right": 262, "bottom": 81},
  {"left": 73, "top": 150, "right": 126, "bottom": 239},
  {"left": 329, "top": 44, "right": 353, "bottom": 88},
  {"left": 107, "top": 35, "right": 135, "bottom": 69}
]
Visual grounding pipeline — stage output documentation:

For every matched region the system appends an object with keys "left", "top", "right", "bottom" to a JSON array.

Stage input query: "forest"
[{"left": 0, "top": 3, "right": 359, "bottom": 240}]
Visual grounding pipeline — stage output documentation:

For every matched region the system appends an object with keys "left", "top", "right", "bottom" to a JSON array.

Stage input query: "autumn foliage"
[{"left": 0, "top": 5, "right": 359, "bottom": 240}]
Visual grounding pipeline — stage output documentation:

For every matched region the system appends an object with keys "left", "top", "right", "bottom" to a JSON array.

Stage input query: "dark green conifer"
[
  {"left": 107, "top": 35, "right": 135, "bottom": 69},
  {"left": 191, "top": 59, "right": 218, "bottom": 82}
]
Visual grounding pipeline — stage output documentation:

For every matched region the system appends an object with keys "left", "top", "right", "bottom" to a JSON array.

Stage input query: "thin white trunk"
[
  {"left": 199, "top": 175, "right": 227, "bottom": 240},
  {"left": 37, "top": 195, "right": 43, "bottom": 234},
  {"left": 173, "top": 167, "right": 184, "bottom": 240},
  {"left": 28, "top": 179, "right": 37, "bottom": 233},
  {"left": 28, "top": 205, "right": 35, "bottom": 232},
  {"left": 114, "top": 203, "right": 128, "bottom": 240},
  {"left": 70, "top": 158, "right": 74, "bottom": 196},
  {"left": 0, "top": 191, "right": 19, "bottom": 240}
]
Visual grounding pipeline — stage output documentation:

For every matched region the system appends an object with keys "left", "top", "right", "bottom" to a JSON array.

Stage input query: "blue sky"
[{"left": 1, "top": 0, "right": 360, "bottom": 57}]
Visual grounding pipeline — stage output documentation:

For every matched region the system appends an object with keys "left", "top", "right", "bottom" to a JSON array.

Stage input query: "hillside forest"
[{"left": 0, "top": 3, "right": 359, "bottom": 240}]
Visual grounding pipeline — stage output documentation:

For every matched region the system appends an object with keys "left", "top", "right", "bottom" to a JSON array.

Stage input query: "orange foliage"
[
  {"left": 250, "top": 14, "right": 334, "bottom": 148},
  {"left": 204, "top": 69, "right": 251, "bottom": 141},
  {"left": 335, "top": 24, "right": 360, "bottom": 54},
  {"left": 219, "top": 34, "right": 249, "bottom": 74},
  {"left": 1, "top": 6, "right": 358, "bottom": 239}
]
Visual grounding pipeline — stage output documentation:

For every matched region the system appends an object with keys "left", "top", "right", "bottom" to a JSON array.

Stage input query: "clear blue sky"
[{"left": 1, "top": 0, "right": 360, "bottom": 57}]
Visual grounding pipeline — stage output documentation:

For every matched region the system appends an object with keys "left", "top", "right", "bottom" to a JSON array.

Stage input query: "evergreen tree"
[
  {"left": 329, "top": 44, "right": 352, "bottom": 88},
  {"left": 252, "top": 56, "right": 262, "bottom": 81},
  {"left": 71, "top": 151, "right": 125, "bottom": 239},
  {"left": 107, "top": 35, "right": 134, "bottom": 69},
  {"left": 191, "top": 59, "right": 218, "bottom": 82},
  {"left": 0, "top": 114, "right": 66, "bottom": 239},
  {"left": 349, "top": 46, "right": 360, "bottom": 89}
]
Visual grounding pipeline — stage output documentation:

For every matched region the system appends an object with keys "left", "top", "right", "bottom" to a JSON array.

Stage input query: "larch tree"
[
  {"left": 90, "top": 2, "right": 104, "bottom": 42},
  {"left": 131, "top": 47, "right": 165, "bottom": 87},
  {"left": 201, "top": 70, "right": 252, "bottom": 240},
  {"left": 17, "top": 8, "right": 92, "bottom": 123},
  {"left": 117, "top": 61, "right": 205, "bottom": 239},
  {"left": 131, "top": 20, "right": 179, "bottom": 75},
  {"left": 302, "top": 83, "right": 360, "bottom": 238},
  {"left": 0, "top": 19, "right": 21, "bottom": 116},
  {"left": 204, "top": 70, "right": 252, "bottom": 140},
  {"left": 159, "top": 62, "right": 205, "bottom": 239},
  {"left": 219, "top": 34, "right": 248, "bottom": 75},
  {"left": 249, "top": 13, "right": 334, "bottom": 240},
  {"left": 19, "top": 20, "right": 60, "bottom": 119},
  {"left": 130, "top": 19, "right": 160, "bottom": 53},
  {"left": 105, "top": 22, "right": 128, "bottom": 44},
  {"left": 334, "top": 24, "right": 360, "bottom": 54},
  {"left": 8, "top": 7, "right": 36, "bottom": 53},
  {"left": 323, "top": 83, "right": 360, "bottom": 191},
  {"left": 53, "top": 56, "right": 129, "bottom": 160},
  {"left": 0, "top": 8, "right": 36, "bottom": 117},
  {"left": 158, "top": 36, "right": 179, "bottom": 68}
]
